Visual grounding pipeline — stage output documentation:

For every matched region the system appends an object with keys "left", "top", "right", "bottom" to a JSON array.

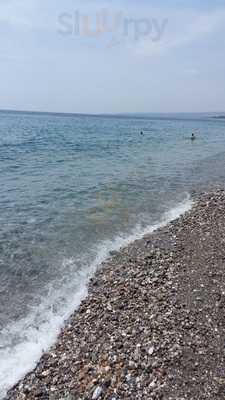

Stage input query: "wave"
[{"left": 0, "top": 195, "right": 193, "bottom": 399}]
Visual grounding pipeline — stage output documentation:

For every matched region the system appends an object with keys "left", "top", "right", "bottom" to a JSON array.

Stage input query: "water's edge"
[{"left": 1, "top": 195, "right": 193, "bottom": 399}]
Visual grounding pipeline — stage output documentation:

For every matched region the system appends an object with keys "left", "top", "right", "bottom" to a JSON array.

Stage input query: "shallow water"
[{"left": 0, "top": 110, "right": 225, "bottom": 397}]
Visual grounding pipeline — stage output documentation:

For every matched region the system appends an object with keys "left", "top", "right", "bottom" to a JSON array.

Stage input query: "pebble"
[{"left": 92, "top": 386, "right": 103, "bottom": 399}]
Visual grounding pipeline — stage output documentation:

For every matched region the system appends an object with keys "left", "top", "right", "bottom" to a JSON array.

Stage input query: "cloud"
[
  {"left": 0, "top": 0, "right": 38, "bottom": 30},
  {"left": 184, "top": 68, "right": 200, "bottom": 77},
  {"left": 135, "top": 8, "right": 225, "bottom": 56}
]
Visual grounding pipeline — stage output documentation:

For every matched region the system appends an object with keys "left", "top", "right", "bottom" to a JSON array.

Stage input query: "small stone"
[
  {"left": 148, "top": 346, "right": 155, "bottom": 355},
  {"left": 92, "top": 386, "right": 103, "bottom": 399},
  {"left": 149, "top": 379, "right": 157, "bottom": 389}
]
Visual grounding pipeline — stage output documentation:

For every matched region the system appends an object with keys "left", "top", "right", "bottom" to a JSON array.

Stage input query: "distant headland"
[{"left": 212, "top": 115, "right": 225, "bottom": 119}]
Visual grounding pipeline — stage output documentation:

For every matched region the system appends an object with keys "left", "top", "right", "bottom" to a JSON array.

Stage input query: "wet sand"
[{"left": 6, "top": 190, "right": 225, "bottom": 399}]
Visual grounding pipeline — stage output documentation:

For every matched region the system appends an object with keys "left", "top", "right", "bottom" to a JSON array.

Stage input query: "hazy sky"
[{"left": 0, "top": 0, "right": 225, "bottom": 113}]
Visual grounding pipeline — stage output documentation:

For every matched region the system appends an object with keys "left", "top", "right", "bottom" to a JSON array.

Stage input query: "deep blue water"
[{"left": 0, "top": 110, "right": 225, "bottom": 397}]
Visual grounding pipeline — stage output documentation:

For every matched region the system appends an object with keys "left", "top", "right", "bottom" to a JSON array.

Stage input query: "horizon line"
[{"left": 0, "top": 108, "right": 224, "bottom": 117}]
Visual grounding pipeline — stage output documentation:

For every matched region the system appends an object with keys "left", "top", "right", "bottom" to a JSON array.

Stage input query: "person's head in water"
[
  {"left": 140, "top": 131, "right": 144, "bottom": 135},
  {"left": 191, "top": 132, "right": 196, "bottom": 140}
]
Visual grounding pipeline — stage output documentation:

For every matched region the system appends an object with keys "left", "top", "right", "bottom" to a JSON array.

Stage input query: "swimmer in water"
[
  {"left": 140, "top": 131, "right": 144, "bottom": 135},
  {"left": 191, "top": 132, "right": 196, "bottom": 141}
]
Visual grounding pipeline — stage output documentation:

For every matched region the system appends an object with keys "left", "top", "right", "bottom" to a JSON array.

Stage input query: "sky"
[{"left": 0, "top": 0, "right": 225, "bottom": 114}]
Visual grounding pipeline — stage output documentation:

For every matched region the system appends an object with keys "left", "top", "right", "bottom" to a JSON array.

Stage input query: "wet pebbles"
[{"left": 5, "top": 190, "right": 225, "bottom": 399}]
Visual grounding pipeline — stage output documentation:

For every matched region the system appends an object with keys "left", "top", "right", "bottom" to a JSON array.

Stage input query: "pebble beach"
[{"left": 5, "top": 189, "right": 225, "bottom": 400}]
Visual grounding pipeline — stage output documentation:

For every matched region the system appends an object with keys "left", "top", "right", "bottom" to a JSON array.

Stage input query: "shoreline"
[{"left": 5, "top": 189, "right": 225, "bottom": 399}]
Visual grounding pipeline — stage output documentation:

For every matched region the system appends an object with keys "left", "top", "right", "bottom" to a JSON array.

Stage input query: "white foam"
[{"left": 0, "top": 195, "right": 192, "bottom": 399}]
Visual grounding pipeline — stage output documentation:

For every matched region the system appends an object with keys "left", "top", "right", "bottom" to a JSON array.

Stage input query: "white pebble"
[{"left": 92, "top": 386, "right": 103, "bottom": 400}]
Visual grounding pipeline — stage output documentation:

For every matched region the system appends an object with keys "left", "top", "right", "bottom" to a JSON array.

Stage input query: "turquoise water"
[{"left": 0, "top": 110, "right": 225, "bottom": 397}]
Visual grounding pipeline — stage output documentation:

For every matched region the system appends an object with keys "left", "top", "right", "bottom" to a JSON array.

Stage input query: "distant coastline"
[
  {"left": 1, "top": 108, "right": 225, "bottom": 123},
  {"left": 212, "top": 115, "right": 225, "bottom": 119}
]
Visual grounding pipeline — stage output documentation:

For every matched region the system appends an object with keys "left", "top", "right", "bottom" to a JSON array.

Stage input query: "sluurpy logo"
[{"left": 58, "top": 9, "right": 168, "bottom": 48}]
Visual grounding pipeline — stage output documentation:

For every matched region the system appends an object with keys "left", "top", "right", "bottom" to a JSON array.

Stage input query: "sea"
[{"left": 0, "top": 110, "right": 225, "bottom": 398}]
